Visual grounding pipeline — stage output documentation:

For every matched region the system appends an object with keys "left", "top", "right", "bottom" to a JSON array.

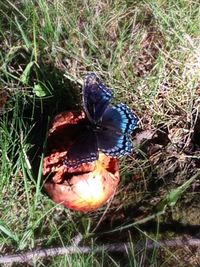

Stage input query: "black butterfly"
[{"left": 65, "top": 73, "right": 138, "bottom": 167}]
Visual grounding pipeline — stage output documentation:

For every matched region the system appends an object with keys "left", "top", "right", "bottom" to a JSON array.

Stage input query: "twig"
[
  {"left": 1, "top": 238, "right": 200, "bottom": 264},
  {"left": 72, "top": 233, "right": 83, "bottom": 246},
  {"left": 0, "top": 244, "right": 125, "bottom": 264}
]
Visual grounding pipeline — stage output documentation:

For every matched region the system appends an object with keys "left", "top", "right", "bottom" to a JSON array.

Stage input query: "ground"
[{"left": 0, "top": 0, "right": 200, "bottom": 266}]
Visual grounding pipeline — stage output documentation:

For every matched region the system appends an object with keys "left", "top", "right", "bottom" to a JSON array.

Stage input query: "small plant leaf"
[
  {"left": 33, "top": 83, "right": 47, "bottom": 97},
  {"left": 156, "top": 172, "right": 200, "bottom": 212}
]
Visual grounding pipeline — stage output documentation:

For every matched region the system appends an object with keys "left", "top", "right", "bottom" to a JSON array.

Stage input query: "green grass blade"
[
  {"left": 14, "top": 16, "right": 31, "bottom": 49},
  {"left": 19, "top": 61, "right": 35, "bottom": 85},
  {"left": 0, "top": 222, "right": 19, "bottom": 242}
]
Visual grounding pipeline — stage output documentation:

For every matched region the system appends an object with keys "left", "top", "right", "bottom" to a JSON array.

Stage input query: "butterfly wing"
[
  {"left": 83, "top": 73, "right": 112, "bottom": 123},
  {"left": 65, "top": 129, "right": 98, "bottom": 167},
  {"left": 97, "top": 103, "right": 138, "bottom": 156},
  {"left": 97, "top": 129, "right": 133, "bottom": 156},
  {"left": 101, "top": 103, "right": 138, "bottom": 134}
]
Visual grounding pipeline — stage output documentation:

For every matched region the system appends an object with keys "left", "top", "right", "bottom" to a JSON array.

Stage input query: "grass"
[{"left": 0, "top": 0, "right": 200, "bottom": 266}]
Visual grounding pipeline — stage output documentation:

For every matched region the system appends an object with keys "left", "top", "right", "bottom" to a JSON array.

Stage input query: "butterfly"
[{"left": 64, "top": 73, "right": 138, "bottom": 167}]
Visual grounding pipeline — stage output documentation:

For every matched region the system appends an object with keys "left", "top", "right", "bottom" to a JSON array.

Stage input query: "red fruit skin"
[{"left": 43, "top": 111, "right": 120, "bottom": 212}]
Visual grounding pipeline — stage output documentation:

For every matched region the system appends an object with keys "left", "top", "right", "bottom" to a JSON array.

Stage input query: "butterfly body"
[{"left": 65, "top": 73, "right": 138, "bottom": 167}]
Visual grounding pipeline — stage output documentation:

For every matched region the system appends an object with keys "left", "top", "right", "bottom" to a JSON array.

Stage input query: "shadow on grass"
[
  {"left": 25, "top": 63, "right": 81, "bottom": 174},
  {"left": 2, "top": 48, "right": 81, "bottom": 176}
]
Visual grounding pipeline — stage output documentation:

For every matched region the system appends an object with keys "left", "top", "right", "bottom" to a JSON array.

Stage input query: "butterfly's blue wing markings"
[
  {"left": 96, "top": 103, "right": 138, "bottom": 156},
  {"left": 101, "top": 103, "right": 138, "bottom": 134},
  {"left": 64, "top": 128, "right": 98, "bottom": 167},
  {"left": 97, "top": 129, "right": 133, "bottom": 157},
  {"left": 83, "top": 73, "right": 112, "bottom": 123}
]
